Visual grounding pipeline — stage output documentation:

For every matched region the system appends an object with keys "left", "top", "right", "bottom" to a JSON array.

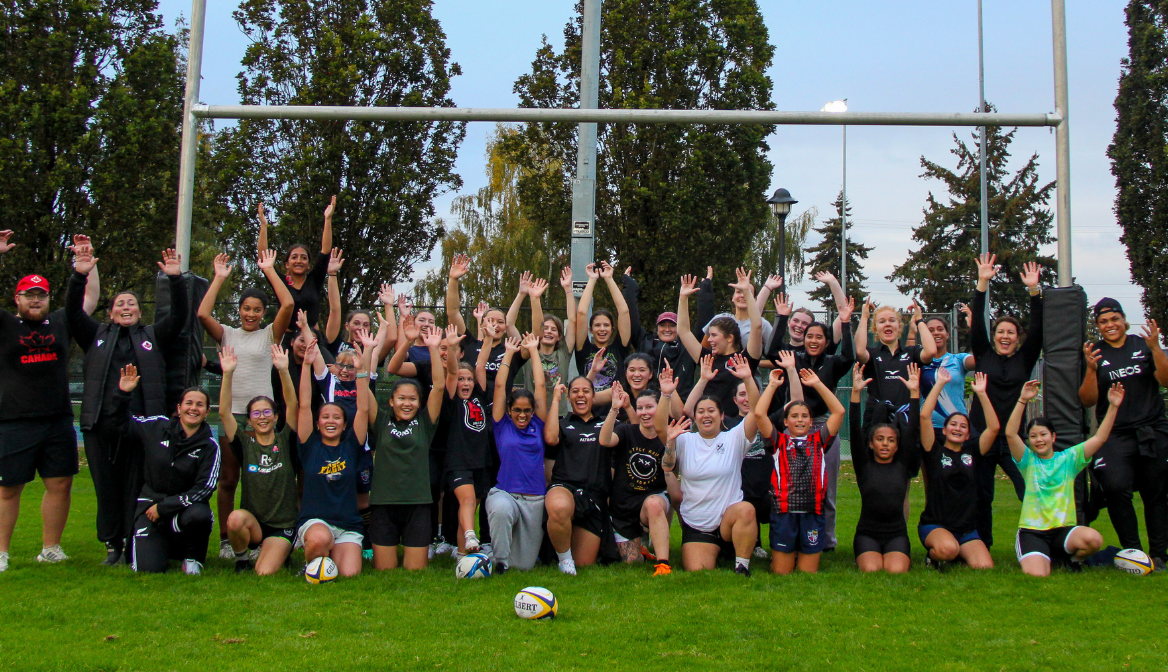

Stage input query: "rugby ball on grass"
[
  {"left": 455, "top": 552, "right": 492, "bottom": 579},
  {"left": 305, "top": 556, "right": 338, "bottom": 584},
  {"left": 1114, "top": 548, "right": 1154, "bottom": 575},
  {"left": 514, "top": 587, "right": 558, "bottom": 620}
]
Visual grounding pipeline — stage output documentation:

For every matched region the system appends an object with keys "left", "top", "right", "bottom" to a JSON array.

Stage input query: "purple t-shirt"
[{"left": 493, "top": 415, "right": 546, "bottom": 496}]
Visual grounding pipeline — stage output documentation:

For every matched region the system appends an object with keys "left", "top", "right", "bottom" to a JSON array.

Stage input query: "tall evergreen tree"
[
  {"left": 1110, "top": 1, "right": 1168, "bottom": 325},
  {"left": 207, "top": 0, "right": 465, "bottom": 313},
  {"left": 0, "top": 0, "right": 184, "bottom": 307},
  {"left": 501, "top": 0, "right": 775, "bottom": 316},
  {"left": 804, "top": 192, "right": 870, "bottom": 310},
  {"left": 889, "top": 110, "right": 1055, "bottom": 318}
]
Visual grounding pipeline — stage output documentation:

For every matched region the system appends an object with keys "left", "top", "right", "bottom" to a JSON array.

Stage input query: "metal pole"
[
  {"left": 840, "top": 125, "right": 847, "bottom": 289},
  {"left": 174, "top": 0, "right": 207, "bottom": 272},
  {"left": 570, "top": 0, "right": 602, "bottom": 298},
  {"left": 777, "top": 212, "right": 787, "bottom": 283},
  {"left": 1052, "top": 0, "right": 1072, "bottom": 287},
  {"left": 978, "top": 0, "right": 989, "bottom": 256}
]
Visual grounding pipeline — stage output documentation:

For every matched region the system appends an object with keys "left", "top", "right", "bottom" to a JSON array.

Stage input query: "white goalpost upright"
[{"left": 173, "top": 0, "right": 1074, "bottom": 290}]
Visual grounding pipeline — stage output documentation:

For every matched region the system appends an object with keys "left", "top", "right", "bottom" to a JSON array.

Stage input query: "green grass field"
[{"left": 2, "top": 465, "right": 1166, "bottom": 671}]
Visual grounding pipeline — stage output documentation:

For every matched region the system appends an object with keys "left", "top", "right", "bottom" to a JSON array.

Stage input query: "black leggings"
[
  {"left": 1094, "top": 429, "right": 1168, "bottom": 559},
  {"left": 131, "top": 503, "right": 213, "bottom": 573}
]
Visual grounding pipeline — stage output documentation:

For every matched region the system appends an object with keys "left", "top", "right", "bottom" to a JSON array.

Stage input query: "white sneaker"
[
  {"left": 36, "top": 545, "right": 68, "bottom": 563},
  {"left": 558, "top": 558, "right": 577, "bottom": 576},
  {"left": 218, "top": 539, "right": 234, "bottom": 560},
  {"left": 0, "top": 551, "right": 8, "bottom": 572},
  {"left": 182, "top": 559, "right": 203, "bottom": 575},
  {"left": 752, "top": 546, "right": 770, "bottom": 560},
  {"left": 427, "top": 542, "right": 437, "bottom": 560},
  {"left": 464, "top": 530, "right": 481, "bottom": 553},
  {"left": 248, "top": 547, "right": 260, "bottom": 562},
  {"left": 434, "top": 541, "right": 456, "bottom": 557}
]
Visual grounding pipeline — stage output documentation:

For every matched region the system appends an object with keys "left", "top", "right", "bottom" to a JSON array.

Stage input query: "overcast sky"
[{"left": 160, "top": 0, "right": 1140, "bottom": 320}]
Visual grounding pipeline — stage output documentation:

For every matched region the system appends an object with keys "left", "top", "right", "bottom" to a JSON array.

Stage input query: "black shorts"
[
  {"left": 259, "top": 521, "right": 296, "bottom": 545},
  {"left": 853, "top": 532, "right": 912, "bottom": 557},
  {"left": 446, "top": 468, "right": 489, "bottom": 500},
  {"left": 610, "top": 492, "right": 670, "bottom": 542},
  {"left": 548, "top": 483, "right": 606, "bottom": 538},
  {"left": 356, "top": 446, "right": 373, "bottom": 494},
  {"left": 1016, "top": 526, "right": 1080, "bottom": 565},
  {"left": 369, "top": 504, "right": 431, "bottom": 548},
  {"left": 0, "top": 416, "right": 79, "bottom": 486},
  {"left": 680, "top": 516, "right": 730, "bottom": 547}
]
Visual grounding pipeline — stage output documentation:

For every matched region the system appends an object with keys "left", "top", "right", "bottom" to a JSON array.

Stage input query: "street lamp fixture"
[{"left": 766, "top": 188, "right": 798, "bottom": 283}]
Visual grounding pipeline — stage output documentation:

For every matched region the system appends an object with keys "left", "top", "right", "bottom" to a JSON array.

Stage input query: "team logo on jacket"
[
  {"left": 464, "top": 399, "right": 486, "bottom": 432},
  {"left": 142, "top": 341, "right": 153, "bottom": 351},
  {"left": 961, "top": 454, "right": 973, "bottom": 466},
  {"left": 18, "top": 332, "right": 58, "bottom": 363},
  {"left": 807, "top": 529, "right": 819, "bottom": 545},
  {"left": 941, "top": 455, "right": 953, "bottom": 468}
]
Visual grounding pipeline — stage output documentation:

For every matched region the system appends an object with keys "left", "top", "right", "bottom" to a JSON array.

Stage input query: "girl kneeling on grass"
[
  {"left": 918, "top": 369, "right": 998, "bottom": 570},
  {"left": 294, "top": 332, "right": 373, "bottom": 578},
  {"left": 220, "top": 345, "right": 300, "bottom": 575},
  {"left": 486, "top": 334, "right": 551, "bottom": 573},
  {"left": 754, "top": 368, "right": 845, "bottom": 575},
  {"left": 849, "top": 362, "right": 920, "bottom": 573},
  {"left": 655, "top": 356, "right": 760, "bottom": 576},
  {"left": 1007, "top": 380, "right": 1122, "bottom": 577}
]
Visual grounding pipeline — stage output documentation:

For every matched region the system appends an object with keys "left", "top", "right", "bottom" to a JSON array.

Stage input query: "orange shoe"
[
  {"left": 653, "top": 562, "right": 672, "bottom": 576},
  {"left": 640, "top": 546, "right": 658, "bottom": 562}
]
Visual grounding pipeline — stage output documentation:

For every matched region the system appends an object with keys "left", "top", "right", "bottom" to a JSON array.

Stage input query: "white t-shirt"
[
  {"left": 221, "top": 324, "right": 274, "bottom": 414},
  {"left": 676, "top": 422, "right": 752, "bottom": 532}
]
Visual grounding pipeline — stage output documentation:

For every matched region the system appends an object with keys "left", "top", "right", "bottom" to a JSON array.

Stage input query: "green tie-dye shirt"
[{"left": 1014, "top": 442, "right": 1088, "bottom": 531}]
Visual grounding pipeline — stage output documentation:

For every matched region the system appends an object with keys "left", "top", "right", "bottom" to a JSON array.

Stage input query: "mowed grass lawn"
[{"left": 2, "top": 465, "right": 1166, "bottom": 671}]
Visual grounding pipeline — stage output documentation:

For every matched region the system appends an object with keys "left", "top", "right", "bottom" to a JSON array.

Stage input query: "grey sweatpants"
[{"left": 485, "top": 488, "right": 545, "bottom": 570}]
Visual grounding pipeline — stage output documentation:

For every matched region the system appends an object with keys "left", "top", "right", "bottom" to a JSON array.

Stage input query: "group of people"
[{"left": 0, "top": 206, "right": 1164, "bottom": 580}]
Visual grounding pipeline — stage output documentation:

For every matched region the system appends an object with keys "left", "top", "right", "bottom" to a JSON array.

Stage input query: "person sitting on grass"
[
  {"left": 115, "top": 366, "right": 220, "bottom": 575},
  {"left": 219, "top": 344, "right": 300, "bottom": 575},
  {"left": 917, "top": 369, "right": 998, "bottom": 571},
  {"left": 754, "top": 368, "right": 845, "bottom": 575},
  {"left": 294, "top": 331, "right": 373, "bottom": 578},
  {"left": 1007, "top": 379, "right": 1122, "bottom": 577}
]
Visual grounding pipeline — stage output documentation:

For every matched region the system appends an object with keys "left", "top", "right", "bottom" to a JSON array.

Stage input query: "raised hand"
[
  {"left": 900, "top": 363, "right": 921, "bottom": 393},
  {"left": 220, "top": 345, "right": 238, "bottom": 374},
  {"left": 257, "top": 248, "right": 277, "bottom": 271},
  {"left": 959, "top": 303, "right": 973, "bottom": 328},
  {"left": 257, "top": 202, "right": 269, "bottom": 228},
  {"left": 354, "top": 327, "right": 377, "bottom": 351},
  {"left": 521, "top": 331, "right": 539, "bottom": 352},
  {"left": 706, "top": 266, "right": 714, "bottom": 281},
  {"left": 157, "top": 248, "right": 181, "bottom": 276},
  {"left": 71, "top": 241, "right": 96, "bottom": 275},
  {"left": 764, "top": 274, "right": 783, "bottom": 291},
  {"left": 504, "top": 336, "right": 521, "bottom": 354},
  {"left": 528, "top": 277, "right": 548, "bottom": 299},
  {"left": 910, "top": 299, "right": 923, "bottom": 322},
  {"left": 449, "top": 253, "right": 470, "bottom": 280},
  {"left": 611, "top": 381, "right": 629, "bottom": 409},
  {"left": 323, "top": 195, "right": 336, "bottom": 222},
  {"left": 1108, "top": 381, "right": 1126, "bottom": 407},
  {"left": 270, "top": 344, "right": 289, "bottom": 371},
  {"left": 585, "top": 262, "right": 599, "bottom": 280},
  {"left": 934, "top": 366, "right": 952, "bottom": 387},
  {"left": 213, "top": 253, "right": 233, "bottom": 279},
  {"left": 970, "top": 371, "right": 987, "bottom": 394},
  {"left": 559, "top": 266, "right": 573, "bottom": 291},
  {"left": 1083, "top": 343, "right": 1102, "bottom": 371},
  {"left": 624, "top": 266, "right": 633, "bottom": 278},
  {"left": 658, "top": 361, "right": 678, "bottom": 396},
  {"left": 699, "top": 353, "right": 717, "bottom": 382},
  {"left": 0, "top": 230, "right": 15, "bottom": 255},
  {"left": 327, "top": 248, "right": 344, "bottom": 275},
  {"left": 1142, "top": 320, "right": 1161, "bottom": 350},
  {"left": 303, "top": 338, "right": 319, "bottom": 366},
  {"left": 667, "top": 416, "right": 692, "bottom": 442},
  {"left": 598, "top": 261, "right": 615, "bottom": 279},
  {"left": 422, "top": 324, "right": 442, "bottom": 348},
  {"left": 729, "top": 267, "right": 754, "bottom": 293},
  {"left": 402, "top": 314, "right": 419, "bottom": 344},
  {"left": 378, "top": 283, "right": 395, "bottom": 307},
  {"left": 776, "top": 349, "right": 796, "bottom": 370},
  {"left": 773, "top": 293, "right": 791, "bottom": 317},
  {"left": 589, "top": 347, "right": 608, "bottom": 377},
  {"left": 118, "top": 364, "right": 140, "bottom": 392},
  {"left": 679, "top": 274, "right": 700, "bottom": 297},
  {"left": 1020, "top": 261, "right": 1041, "bottom": 289},
  {"left": 397, "top": 292, "right": 411, "bottom": 318},
  {"left": 444, "top": 324, "right": 462, "bottom": 348},
  {"left": 553, "top": 382, "right": 568, "bottom": 399},
  {"left": 799, "top": 367, "right": 823, "bottom": 388},
  {"left": 726, "top": 353, "right": 752, "bottom": 380},
  {"left": 976, "top": 253, "right": 999, "bottom": 284},
  {"left": 296, "top": 309, "right": 311, "bottom": 334},
  {"left": 838, "top": 296, "right": 855, "bottom": 322},
  {"left": 472, "top": 301, "right": 489, "bottom": 324},
  {"left": 1019, "top": 379, "right": 1041, "bottom": 402},
  {"left": 851, "top": 362, "right": 871, "bottom": 391},
  {"left": 862, "top": 295, "right": 877, "bottom": 316},
  {"left": 767, "top": 368, "right": 786, "bottom": 388},
  {"left": 814, "top": 271, "right": 838, "bottom": 286},
  {"left": 518, "top": 271, "right": 532, "bottom": 295}
]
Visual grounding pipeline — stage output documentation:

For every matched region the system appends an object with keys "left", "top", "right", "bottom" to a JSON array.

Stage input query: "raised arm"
[
  {"left": 854, "top": 296, "right": 873, "bottom": 364},
  {"left": 1079, "top": 342, "right": 1101, "bottom": 407},
  {"left": 423, "top": 326, "right": 446, "bottom": 423},
  {"left": 653, "top": 371, "right": 675, "bottom": 442},
  {"left": 259, "top": 249, "right": 295, "bottom": 342},
  {"left": 272, "top": 344, "right": 298, "bottom": 433},
  {"left": 1143, "top": 321, "right": 1168, "bottom": 388},
  {"left": 969, "top": 372, "right": 998, "bottom": 454},
  {"left": 372, "top": 283, "right": 398, "bottom": 365},
  {"left": 621, "top": 269, "right": 646, "bottom": 348},
  {"left": 494, "top": 335, "right": 517, "bottom": 423},
  {"left": 684, "top": 354, "right": 715, "bottom": 419},
  {"left": 65, "top": 241, "right": 100, "bottom": 349},
  {"left": 971, "top": 254, "right": 997, "bottom": 356},
  {"left": 352, "top": 328, "right": 374, "bottom": 445},
  {"left": 1018, "top": 261, "right": 1044, "bottom": 364},
  {"left": 320, "top": 195, "right": 335, "bottom": 254},
  {"left": 545, "top": 383, "right": 567, "bottom": 445},
  {"left": 776, "top": 350, "right": 801, "bottom": 402},
  {"left": 446, "top": 253, "right": 469, "bottom": 335},
  {"left": 1005, "top": 380, "right": 1039, "bottom": 462},
  {"left": 386, "top": 313, "right": 420, "bottom": 378},
  {"left": 912, "top": 301, "right": 936, "bottom": 364},
  {"left": 324, "top": 248, "right": 344, "bottom": 344},
  {"left": 600, "top": 382, "right": 628, "bottom": 448},
  {"left": 505, "top": 272, "right": 531, "bottom": 340},
  {"left": 574, "top": 263, "right": 600, "bottom": 350},
  {"left": 473, "top": 328, "right": 493, "bottom": 392},
  {"left": 257, "top": 203, "right": 269, "bottom": 253},
  {"left": 559, "top": 267, "right": 577, "bottom": 352},
  {"left": 803, "top": 368, "right": 845, "bottom": 437},
  {"left": 219, "top": 346, "right": 239, "bottom": 443},
  {"left": 297, "top": 338, "right": 319, "bottom": 444},
  {"left": 197, "top": 253, "right": 232, "bottom": 344},
  {"left": 676, "top": 275, "right": 703, "bottom": 361},
  {"left": 1084, "top": 383, "right": 1125, "bottom": 458},
  {"left": 694, "top": 267, "right": 715, "bottom": 339},
  {"left": 756, "top": 274, "right": 782, "bottom": 315},
  {"left": 727, "top": 353, "right": 761, "bottom": 440},
  {"left": 730, "top": 268, "right": 764, "bottom": 359},
  {"left": 523, "top": 277, "right": 548, "bottom": 360},
  {"left": 919, "top": 366, "right": 949, "bottom": 452},
  {"left": 601, "top": 263, "right": 631, "bottom": 347},
  {"left": 151, "top": 250, "right": 188, "bottom": 345},
  {"left": 80, "top": 236, "right": 100, "bottom": 316},
  {"left": 755, "top": 369, "right": 786, "bottom": 439}
]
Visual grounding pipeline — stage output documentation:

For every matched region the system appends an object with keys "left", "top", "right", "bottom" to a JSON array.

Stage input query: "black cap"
[{"left": 1093, "top": 297, "right": 1124, "bottom": 320}]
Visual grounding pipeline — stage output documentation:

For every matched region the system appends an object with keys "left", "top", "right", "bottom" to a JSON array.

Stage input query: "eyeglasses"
[
  {"left": 18, "top": 290, "right": 48, "bottom": 299},
  {"left": 335, "top": 364, "right": 357, "bottom": 372},
  {"left": 249, "top": 408, "right": 275, "bottom": 419},
  {"left": 510, "top": 408, "right": 533, "bottom": 416}
]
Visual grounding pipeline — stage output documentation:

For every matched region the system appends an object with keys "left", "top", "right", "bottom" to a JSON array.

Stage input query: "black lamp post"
[{"left": 766, "top": 188, "right": 798, "bottom": 283}]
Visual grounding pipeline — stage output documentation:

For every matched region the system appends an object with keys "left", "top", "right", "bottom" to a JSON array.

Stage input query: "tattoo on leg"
[{"left": 617, "top": 539, "right": 643, "bottom": 563}]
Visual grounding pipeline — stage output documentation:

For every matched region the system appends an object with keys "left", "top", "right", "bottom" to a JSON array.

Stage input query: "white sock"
[
  {"left": 735, "top": 557, "right": 750, "bottom": 569},
  {"left": 234, "top": 550, "right": 248, "bottom": 560},
  {"left": 557, "top": 550, "right": 573, "bottom": 564}
]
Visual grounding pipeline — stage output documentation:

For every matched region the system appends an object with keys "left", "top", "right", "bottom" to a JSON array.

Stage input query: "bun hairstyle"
[{"left": 695, "top": 395, "right": 724, "bottom": 415}]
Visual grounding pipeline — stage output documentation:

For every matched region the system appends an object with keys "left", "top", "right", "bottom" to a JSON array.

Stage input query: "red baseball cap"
[
  {"left": 15, "top": 275, "right": 50, "bottom": 295},
  {"left": 656, "top": 312, "right": 678, "bottom": 325}
]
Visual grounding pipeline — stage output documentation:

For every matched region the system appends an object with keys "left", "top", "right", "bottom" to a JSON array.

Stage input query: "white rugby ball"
[
  {"left": 455, "top": 552, "right": 492, "bottom": 579},
  {"left": 305, "top": 556, "right": 338, "bottom": 584},
  {"left": 514, "top": 587, "right": 558, "bottom": 620},
  {"left": 1114, "top": 548, "right": 1154, "bottom": 576}
]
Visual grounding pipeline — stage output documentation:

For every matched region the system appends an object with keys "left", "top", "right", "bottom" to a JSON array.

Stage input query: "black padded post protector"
[
  {"left": 155, "top": 271, "right": 209, "bottom": 408},
  {"left": 1041, "top": 285, "right": 1089, "bottom": 450}
]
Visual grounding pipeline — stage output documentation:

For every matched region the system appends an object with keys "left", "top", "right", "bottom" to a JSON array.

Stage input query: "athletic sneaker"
[
  {"left": 218, "top": 539, "right": 234, "bottom": 560},
  {"left": 427, "top": 542, "right": 438, "bottom": 560},
  {"left": 734, "top": 562, "right": 752, "bottom": 578},
  {"left": 464, "top": 530, "right": 482, "bottom": 553},
  {"left": 639, "top": 546, "right": 658, "bottom": 562},
  {"left": 653, "top": 562, "right": 672, "bottom": 576},
  {"left": 182, "top": 559, "right": 203, "bottom": 575},
  {"left": 558, "top": 558, "right": 577, "bottom": 576},
  {"left": 1154, "top": 557, "right": 1168, "bottom": 573},
  {"left": 494, "top": 562, "right": 508, "bottom": 575},
  {"left": 0, "top": 551, "right": 8, "bottom": 572},
  {"left": 362, "top": 548, "right": 373, "bottom": 561},
  {"left": 752, "top": 546, "right": 769, "bottom": 560},
  {"left": 101, "top": 543, "right": 123, "bottom": 567},
  {"left": 36, "top": 545, "right": 68, "bottom": 563},
  {"left": 434, "top": 541, "right": 456, "bottom": 557},
  {"left": 234, "top": 559, "right": 251, "bottom": 574},
  {"left": 248, "top": 547, "right": 260, "bottom": 562},
  {"left": 925, "top": 556, "right": 946, "bottom": 572}
]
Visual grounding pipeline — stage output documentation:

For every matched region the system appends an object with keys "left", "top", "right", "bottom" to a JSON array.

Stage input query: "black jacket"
[
  {"left": 622, "top": 274, "right": 710, "bottom": 398},
  {"left": 112, "top": 389, "right": 220, "bottom": 519},
  {"left": 66, "top": 272, "right": 187, "bottom": 431},
  {"left": 969, "top": 288, "right": 1044, "bottom": 431}
]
